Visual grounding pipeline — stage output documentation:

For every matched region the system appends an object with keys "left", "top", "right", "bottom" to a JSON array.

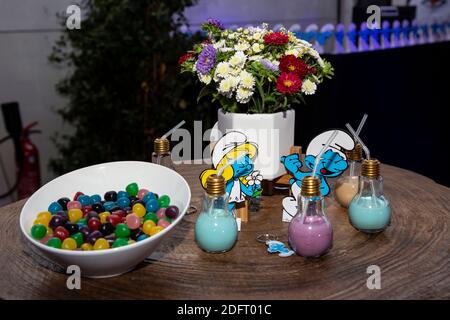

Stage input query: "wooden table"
[{"left": 0, "top": 164, "right": 449, "bottom": 299}]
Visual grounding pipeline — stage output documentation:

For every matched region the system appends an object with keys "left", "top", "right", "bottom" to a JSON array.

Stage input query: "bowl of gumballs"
[{"left": 19, "top": 161, "right": 191, "bottom": 278}]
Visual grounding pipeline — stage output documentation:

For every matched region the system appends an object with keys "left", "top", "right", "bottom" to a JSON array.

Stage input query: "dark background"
[{"left": 297, "top": 41, "right": 450, "bottom": 187}]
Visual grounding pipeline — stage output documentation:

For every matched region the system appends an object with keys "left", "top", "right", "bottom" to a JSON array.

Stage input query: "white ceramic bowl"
[{"left": 20, "top": 161, "right": 191, "bottom": 278}]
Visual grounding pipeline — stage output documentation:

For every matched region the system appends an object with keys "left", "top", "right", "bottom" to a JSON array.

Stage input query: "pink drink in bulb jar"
[{"left": 288, "top": 215, "right": 333, "bottom": 258}]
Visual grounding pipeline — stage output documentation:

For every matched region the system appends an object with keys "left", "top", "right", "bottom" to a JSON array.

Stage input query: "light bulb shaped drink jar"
[
  {"left": 195, "top": 174, "right": 238, "bottom": 253},
  {"left": 348, "top": 159, "right": 391, "bottom": 233},
  {"left": 334, "top": 144, "right": 363, "bottom": 208},
  {"left": 288, "top": 176, "right": 333, "bottom": 258},
  {"left": 152, "top": 138, "right": 175, "bottom": 170}
]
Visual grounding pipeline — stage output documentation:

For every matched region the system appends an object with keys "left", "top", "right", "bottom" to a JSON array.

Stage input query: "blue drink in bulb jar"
[
  {"left": 349, "top": 159, "right": 391, "bottom": 233},
  {"left": 195, "top": 174, "right": 238, "bottom": 253}
]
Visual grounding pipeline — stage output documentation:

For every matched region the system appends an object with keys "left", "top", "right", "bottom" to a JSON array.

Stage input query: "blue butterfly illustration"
[{"left": 266, "top": 240, "right": 294, "bottom": 257}]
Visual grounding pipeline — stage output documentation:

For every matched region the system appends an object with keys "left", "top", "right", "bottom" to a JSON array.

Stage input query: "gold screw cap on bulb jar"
[
  {"left": 362, "top": 159, "right": 380, "bottom": 179},
  {"left": 301, "top": 176, "right": 321, "bottom": 197},
  {"left": 345, "top": 143, "right": 363, "bottom": 161},
  {"left": 154, "top": 138, "right": 170, "bottom": 155},
  {"left": 206, "top": 174, "right": 226, "bottom": 196}
]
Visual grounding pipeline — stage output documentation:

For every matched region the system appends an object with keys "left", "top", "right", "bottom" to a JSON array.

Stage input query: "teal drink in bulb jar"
[
  {"left": 195, "top": 174, "right": 238, "bottom": 253},
  {"left": 349, "top": 159, "right": 391, "bottom": 233}
]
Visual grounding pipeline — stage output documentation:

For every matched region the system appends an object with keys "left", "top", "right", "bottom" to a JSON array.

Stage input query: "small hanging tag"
[
  {"left": 266, "top": 240, "right": 295, "bottom": 257},
  {"left": 236, "top": 217, "right": 241, "bottom": 231}
]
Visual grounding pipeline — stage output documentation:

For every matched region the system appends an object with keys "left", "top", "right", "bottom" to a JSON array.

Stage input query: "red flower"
[
  {"left": 263, "top": 32, "right": 289, "bottom": 45},
  {"left": 276, "top": 72, "right": 302, "bottom": 94},
  {"left": 178, "top": 52, "right": 194, "bottom": 65},
  {"left": 279, "top": 55, "right": 310, "bottom": 78}
]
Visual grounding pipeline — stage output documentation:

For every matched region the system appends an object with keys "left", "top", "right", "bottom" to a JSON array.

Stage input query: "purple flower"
[
  {"left": 259, "top": 58, "right": 279, "bottom": 72},
  {"left": 196, "top": 44, "right": 216, "bottom": 75},
  {"left": 207, "top": 18, "right": 224, "bottom": 30}
]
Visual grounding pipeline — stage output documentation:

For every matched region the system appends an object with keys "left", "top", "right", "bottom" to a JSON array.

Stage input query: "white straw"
[
  {"left": 161, "top": 120, "right": 186, "bottom": 139},
  {"left": 312, "top": 130, "right": 338, "bottom": 178},
  {"left": 346, "top": 123, "right": 371, "bottom": 160},
  {"left": 356, "top": 113, "right": 368, "bottom": 136}
]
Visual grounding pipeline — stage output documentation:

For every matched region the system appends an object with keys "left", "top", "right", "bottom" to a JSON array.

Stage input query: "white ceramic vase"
[{"left": 216, "top": 108, "right": 295, "bottom": 181}]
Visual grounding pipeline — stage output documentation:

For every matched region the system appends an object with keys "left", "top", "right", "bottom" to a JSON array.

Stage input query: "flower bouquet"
[{"left": 179, "top": 19, "right": 334, "bottom": 114}]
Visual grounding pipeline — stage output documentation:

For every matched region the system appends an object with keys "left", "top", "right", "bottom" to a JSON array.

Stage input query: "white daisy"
[
  {"left": 301, "top": 79, "right": 317, "bottom": 95},
  {"left": 215, "top": 62, "right": 231, "bottom": 78},
  {"left": 199, "top": 74, "right": 212, "bottom": 85},
  {"left": 236, "top": 87, "right": 253, "bottom": 104},
  {"left": 229, "top": 51, "right": 247, "bottom": 68},
  {"left": 234, "top": 41, "right": 250, "bottom": 51},
  {"left": 252, "top": 42, "right": 262, "bottom": 53},
  {"left": 213, "top": 39, "right": 226, "bottom": 49},
  {"left": 239, "top": 70, "right": 255, "bottom": 89}
]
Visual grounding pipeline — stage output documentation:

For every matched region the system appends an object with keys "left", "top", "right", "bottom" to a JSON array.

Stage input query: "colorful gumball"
[
  {"left": 46, "top": 237, "right": 62, "bottom": 248},
  {"left": 165, "top": 206, "right": 179, "bottom": 219},
  {"left": 62, "top": 238, "right": 77, "bottom": 250},
  {"left": 88, "top": 217, "right": 101, "bottom": 231},
  {"left": 132, "top": 203, "right": 146, "bottom": 218},
  {"left": 117, "top": 197, "right": 130, "bottom": 209},
  {"left": 54, "top": 226, "right": 70, "bottom": 241},
  {"left": 67, "top": 201, "right": 82, "bottom": 210},
  {"left": 156, "top": 208, "right": 166, "bottom": 220},
  {"left": 158, "top": 195, "right": 170, "bottom": 208},
  {"left": 149, "top": 226, "right": 164, "bottom": 236},
  {"left": 48, "top": 202, "right": 63, "bottom": 214},
  {"left": 31, "top": 224, "right": 47, "bottom": 240},
  {"left": 142, "top": 220, "right": 156, "bottom": 235},
  {"left": 158, "top": 219, "right": 171, "bottom": 228},
  {"left": 94, "top": 238, "right": 110, "bottom": 250},
  {"left": 144, "top": 213, "right": 158, "bottom": 224},
  {"left": 126, "top": 214, "right": 141, "bottom": 230},
  {"left": 137, "top": 189, "right": 149, "bottom": 200},
  {"left": 126, "top": 182, "right": 139, "bottom": 197},
  {"left": 146, "top": 199, "right": 159, "bottom": 213},
  {"left": 115, "top": 223, "right": 130, "bottom": 238},
  {"left": 68, "top": 208, "right": 83, "bottom": 223}
]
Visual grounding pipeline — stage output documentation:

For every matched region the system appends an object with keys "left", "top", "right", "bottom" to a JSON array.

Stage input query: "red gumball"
[
  {"left": 54, "top": 226, "right": 69, "bottom": 241},
  {"left": 111, "top": 209, "right": 125, "bottom": 218},
  {"left": 73, "top": 191, "right": 84, "bottom": 201},
  {"left": 82, "top": 205, "right": 93, "bottom": 216},
  {"left": 106, "top": 214, "right": 121, "bottom": 227},
  {"left": 88, "top": 217, "right": 101, "bottom": 231}
]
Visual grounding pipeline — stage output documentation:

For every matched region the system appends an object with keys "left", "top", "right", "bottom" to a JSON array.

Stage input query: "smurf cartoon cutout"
[
  {"left": 200, "top": 131, "right": 262, "bottom": 211},
  {"left": 281, "top": 130, "right": 355, "bottom": 222}
]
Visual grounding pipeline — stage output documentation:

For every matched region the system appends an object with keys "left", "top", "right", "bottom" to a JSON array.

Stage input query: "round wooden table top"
[{"left": 0, "top": 164, "right": 449, "bottom": 299}]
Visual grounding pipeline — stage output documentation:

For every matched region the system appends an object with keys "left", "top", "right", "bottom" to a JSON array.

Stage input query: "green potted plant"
[{"left": 180, "top": 20, "right": 333, "bottom": 180}]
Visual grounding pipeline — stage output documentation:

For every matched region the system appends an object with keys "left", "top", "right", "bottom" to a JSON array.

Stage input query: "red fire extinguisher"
[{"left": 17, "top": 122, "right": 41, "bottom": 199}]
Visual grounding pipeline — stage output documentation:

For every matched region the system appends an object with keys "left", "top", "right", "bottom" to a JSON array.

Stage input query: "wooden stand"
[
  {"left": 262, "top": 146, "right": 302, "bottom": 196},
  {"left": 235, "top": 200, "right": 249, "bottom": 222}
]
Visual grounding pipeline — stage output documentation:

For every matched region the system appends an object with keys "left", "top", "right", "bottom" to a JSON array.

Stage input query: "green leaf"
[{"left": 197, "top": 85, "right": 213, "bottom": 103}]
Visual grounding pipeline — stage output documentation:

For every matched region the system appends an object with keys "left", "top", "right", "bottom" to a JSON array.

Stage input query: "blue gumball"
[
  {"left": 78, "top": 195, "right": 92, "bottom": 207},
  {"left": 117, "top": 197, "right": 130, "bottom": 209},
  {"left": 117, "top": 191, "right": 128, "bottom": 199},
  {"left": 90, "top": 194, "right": 101, "bottom": 204},
  {"left": 142, "top": 192, "right": 156, "bottom": 204},
  {"left": 103, "top": 201, "right": 115, "bottom": 211},
  {"left": 48, "top": 201, "right": 63, "bottom": 214},
  {"left": 146, "top": 199, "right": 159, "bottom": 213}
]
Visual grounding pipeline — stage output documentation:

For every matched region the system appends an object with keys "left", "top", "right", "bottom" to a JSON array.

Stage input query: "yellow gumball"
[
  {"left": 142, "top": 220, "right": 156, "bottom": 235},
  {"left": 68, "top": 208, "right": 83, "bottom": 223},
  {"left": 81, "top": 243, "right": 93, "bottom": 251},
  {"left": 37, "top": 211, "right": 52, "bottom": 221},
  {"left": 94, "top": 238, "right": 110, "bottom": 250},
  {"left": 62, "top": 238, "right": 77, "bottom": 250},
  {"left": 132, "top": 203, "right": 146, "bottom": 218},
  {"left": 46, "top": 227, "right": 53, "bottom": 235},
  {"left": 149, "top": 225, "right": 164, "bottom": 236},
  {"left": 98, "top": 212, "right": 110, "bottom": 223},
  {"left": 128, "top": 239, "right": 136, "bottom": 245}
]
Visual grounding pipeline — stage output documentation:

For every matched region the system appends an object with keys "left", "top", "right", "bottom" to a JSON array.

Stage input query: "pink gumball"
[
  {"left": 156, "top": 208, "right": 166, "bottom": 220},
  {"left": 67, "top": 201, "right": 82, "bottom": 210},
  {"left": 158, "top": 219, "right": 171, "bottom": 228},
  {"left": 137, "top": 189, "right": 149, "bottom": 200},
  {"left": 126, "top": 214, "right": 141, "bottom": 230}
]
